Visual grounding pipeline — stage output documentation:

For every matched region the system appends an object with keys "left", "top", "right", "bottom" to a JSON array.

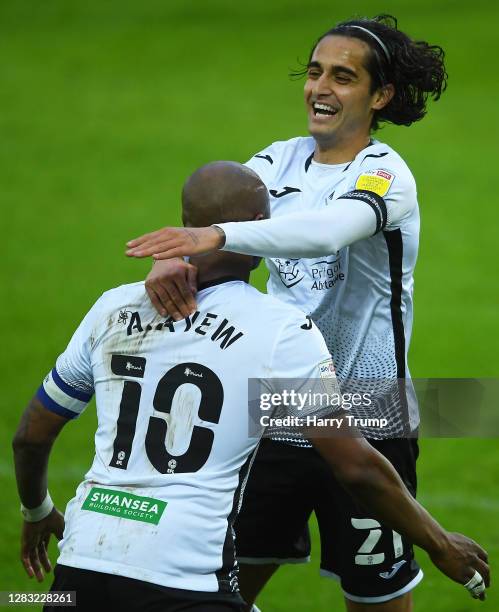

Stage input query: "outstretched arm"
[
  {"left": 217, "top": 197, "right": 377, "bottom": 258},
  {"left": 126, "top": 198, "right": 376, "bottom": 260},
  {"left": 13, "top": 397, "right": 69, "bottom": 581}
]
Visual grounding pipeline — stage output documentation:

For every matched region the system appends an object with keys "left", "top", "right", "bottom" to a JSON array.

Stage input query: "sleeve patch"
[
  {"left": 318, "top": 358, "right": 336, "bottom": 379},
  {"left": 317, "top": 358, "right": 340, "bottom": 397},
  {"left": 355, "top": 169, "right": 395, "bottom": 197}
]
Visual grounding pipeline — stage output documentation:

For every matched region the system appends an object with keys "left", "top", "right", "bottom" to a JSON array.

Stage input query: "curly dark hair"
[{"left": 293, "top": 14, "right": 448, "bottom": 131}]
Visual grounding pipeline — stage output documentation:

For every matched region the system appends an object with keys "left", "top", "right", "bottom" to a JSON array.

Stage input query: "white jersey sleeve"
[
  {"left": 218, "top": 144, "right": 417, "bottom": 259},
  {"left": 351, "top": 155, "right": 417, "bottom": 230},
  {"left": 270, "top": 311, "right": 335, "bottom": 380},
  {"left": 36, "top": 296, "right": 105, "bottom": 419},
  {"left": 218, "top": 198, "right": 376, "bottom": 258}
]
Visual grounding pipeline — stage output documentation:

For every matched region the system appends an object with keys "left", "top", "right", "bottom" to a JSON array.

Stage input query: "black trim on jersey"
[
  {"left": 254, "top": 154, "right": 273, "bottom": 164},
  {"left": 383, "top": 229, "right": 410, "bottom": 436},
  {"left": 384, "top": 230, "right": 405, "bottom": 378},
  {"left": 215, "top": 447, "right": 258, "bottom": 592},
  {"left": 304, "top": 152, "right": 314, "bottom": 172},
  {"left": 197, "top": 276, "right": 243, "bottom": 292},
  {"left": 360, "top": 151, "right": 388, "bottom": 164},
  {"left": 337, "top": 189, "right": 388, "bottom": 234}
]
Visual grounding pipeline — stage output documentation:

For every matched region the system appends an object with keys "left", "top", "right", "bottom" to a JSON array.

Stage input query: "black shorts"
[
  {"left": 234, "top": 438, "right": 422, "bottom": 604},
  {"left": 44, "top": 565, "right": 246, "bottom": 612}
]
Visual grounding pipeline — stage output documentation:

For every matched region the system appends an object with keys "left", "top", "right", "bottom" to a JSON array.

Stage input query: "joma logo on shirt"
[{"left": 82, "top": 487, "right": 167, "bottom": 525}]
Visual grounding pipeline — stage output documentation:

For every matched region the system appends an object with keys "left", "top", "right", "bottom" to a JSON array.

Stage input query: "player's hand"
[
  {"left": 145, "top": 258, "right": 198, "bottom": 319},
  {"left": 21, "top": 507, "right": 65, "bottom": 582},
  {"left": 126, "top": 226, "right": 224, "bottom": 260},
  {"left": 429, "top": 532, "right": 490, "bottom": 600}
]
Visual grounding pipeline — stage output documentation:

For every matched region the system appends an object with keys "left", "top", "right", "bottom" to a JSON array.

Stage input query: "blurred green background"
[{"left": 1, "top": 1, "right": 498, "bottom": 610}]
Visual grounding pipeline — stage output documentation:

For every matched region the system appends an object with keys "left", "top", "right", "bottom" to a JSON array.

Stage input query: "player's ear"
[
  {"left": 372, "top": 83, "right": 395, "bottom": 111},
  {"left": 253, "top": 204, "right": 270, "bottom": 221}
]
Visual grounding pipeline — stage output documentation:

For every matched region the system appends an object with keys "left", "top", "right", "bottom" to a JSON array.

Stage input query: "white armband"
[{"left": 21, "top": 491, "right": 54, "bottom": 522}]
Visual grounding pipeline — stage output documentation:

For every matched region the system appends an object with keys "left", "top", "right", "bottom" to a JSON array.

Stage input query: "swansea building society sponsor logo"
[
  {"left": 126, "top": 361, "right": 143, "bottom": 372},
  {"left": 82, "top": 487, "right": 167, "bottom": 525}
]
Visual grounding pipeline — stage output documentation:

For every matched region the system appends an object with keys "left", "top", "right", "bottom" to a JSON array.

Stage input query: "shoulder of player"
[
  {"left": 97, "top": 281, "right": 146, "bottom": 306},
  {"left": 88, "top": 282, "right": 150, "bottom": 324},
  {"left": 247, "top": 136, "right": 314, "bottom": 167},
  {"left": 259, "top": 296, "right": 329, "bottom": 370},
  {"left": 358, "top": 142, "right": 415, "bottom": 185},
  {"left": 245, "top": 285, "right": 317, "bottom": 334},
  {"left": 349, "top": 142, "right": 416, "bottom": 201}
]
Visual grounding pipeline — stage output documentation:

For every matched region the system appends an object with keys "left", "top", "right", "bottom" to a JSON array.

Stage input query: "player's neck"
[
  {"left": 313, "top": 132, "right": 371, "bottom": 165},
  {"left": 192, "top": 253, "right": 251, "bottom": 287}
]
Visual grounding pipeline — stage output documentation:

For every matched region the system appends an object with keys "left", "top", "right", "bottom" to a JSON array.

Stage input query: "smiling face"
[{"left": 304, "top": 35, "right": 392, "bottom": 160}]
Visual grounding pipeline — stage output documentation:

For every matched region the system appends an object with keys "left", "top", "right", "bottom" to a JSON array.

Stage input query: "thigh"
[
  {"left": 237, "top": 563, "right": 279, "bottom": 609},
  {"left": 315, "top": 438, "right": 423, "bottom": 604},
  {"left": 234, "top": 438, "right": 316, "bottom": 563}
]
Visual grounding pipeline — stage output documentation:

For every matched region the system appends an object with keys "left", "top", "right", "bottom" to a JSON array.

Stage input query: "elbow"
[
  {"left": 12, "top": 430, "right": 50, "bottom": 456},
  {"left": 12, "top": 432, "right": 32, "bottom": 457},
  {"left": 12, "top": 431, "right": 26, "bottom": 453},
  {"left": 332, "top": 447, "right": 385, "bottom": 492}
]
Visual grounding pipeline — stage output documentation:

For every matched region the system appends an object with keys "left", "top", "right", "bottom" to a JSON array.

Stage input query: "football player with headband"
[{"left": 125, "top": 15, "right": 481, "bottom": 612}]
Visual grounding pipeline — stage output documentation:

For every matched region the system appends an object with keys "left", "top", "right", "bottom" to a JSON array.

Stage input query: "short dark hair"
[{"left": 293, "top": 14, "right": 448, "bottom": 131}]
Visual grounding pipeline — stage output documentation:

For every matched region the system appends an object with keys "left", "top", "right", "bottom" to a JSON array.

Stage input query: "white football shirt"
[
  {"left": 37, "top": 279, "right": 336, "bottom": 592},
  {"left": 218, "top": 137, "right": 420, "bottom": 438}
]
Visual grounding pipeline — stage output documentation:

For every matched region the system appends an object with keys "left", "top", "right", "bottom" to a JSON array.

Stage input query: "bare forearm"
[
  {"left": 12, "top": 398, "right": 68, "bottom": 508},
  {"left": 344, "top": 451, "right": 449, "bottom": 555},
  {"left": 13, "top": 441, "right": 52, "bottom": 508},
  {"left": 312, "top": 436, "right": 449, "bottom": 556}
]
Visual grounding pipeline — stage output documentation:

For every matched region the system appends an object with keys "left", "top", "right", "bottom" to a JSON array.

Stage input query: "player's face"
[{"left": 304, "top": 35, "right": 384, "bottom": 148}]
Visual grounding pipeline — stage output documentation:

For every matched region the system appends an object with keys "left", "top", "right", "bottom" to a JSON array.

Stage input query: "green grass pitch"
[{"left": 1, "top": 1, "right": 498, "bottom": 610}]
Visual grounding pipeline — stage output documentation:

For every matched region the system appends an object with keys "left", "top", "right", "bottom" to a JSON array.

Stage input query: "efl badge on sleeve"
[
  {"left": 355, "top": 169, "right": 395, "bottom": 196},
  {"left": 318, "top": 358, "right": 336, "bottom": 379},
  {"left": 317, "top": 358, "right": 340, "bottom": 396}
]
